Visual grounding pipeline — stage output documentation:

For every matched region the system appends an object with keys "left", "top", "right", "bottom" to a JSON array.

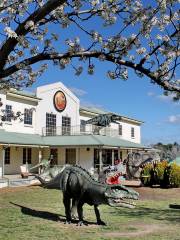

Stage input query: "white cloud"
[
  {"left": 167, "top": 114, "right": 180, "bottom": 124},
  {"left": 69, "top": 87, "right": 87, "bottom": 97},
  {"left": 147, "top": 91, "right": 155, "bottom": 96},
  {"left": 81, "top": 100, "right": 105, "bottom": 110},
  {"left": 157, "top": 94, "right": 175, "bottom": 102},
  {"left": 148, "top": 91, "right": 180, "bottom": 105}
]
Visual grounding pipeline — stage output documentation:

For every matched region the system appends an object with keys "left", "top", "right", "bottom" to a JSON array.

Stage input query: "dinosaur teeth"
[{"left": 113, "top": 199, "right": 136, "bottom": 206}]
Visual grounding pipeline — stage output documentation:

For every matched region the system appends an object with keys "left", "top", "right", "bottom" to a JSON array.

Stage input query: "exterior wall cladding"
[
  {"left": 0, "top": 82, "right": 141, "bottom": 143},
  {"left": 0, "top": 82, "right": 143, "bottom": 175}
]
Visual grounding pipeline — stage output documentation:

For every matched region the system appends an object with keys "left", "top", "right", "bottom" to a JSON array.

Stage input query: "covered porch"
[{"left": 0, "top": 130, "right": 147, "bottom": 188}]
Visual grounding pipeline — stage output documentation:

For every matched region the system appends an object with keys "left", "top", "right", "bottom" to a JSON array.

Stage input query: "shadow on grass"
[
  {"left": 113, "top": 206, "right": 180, "bottom": 223},
  {"left": 10, "top": 202, "right": 65, "bottom": 222},
  {"left": 9, "top": 202, "right": 97, "bottom": 225}
]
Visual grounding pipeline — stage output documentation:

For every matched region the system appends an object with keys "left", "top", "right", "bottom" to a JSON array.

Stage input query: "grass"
[{"left": 0, "top": 186, "right": 180, "bottom": 240}]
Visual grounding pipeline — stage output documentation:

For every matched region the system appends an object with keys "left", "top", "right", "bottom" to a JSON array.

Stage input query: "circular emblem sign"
[{"left": 53, "top": 91, "right": 66, "bottom": 112}]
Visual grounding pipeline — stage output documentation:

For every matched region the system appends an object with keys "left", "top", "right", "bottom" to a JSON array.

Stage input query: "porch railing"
[{"left": 42, "top": 124, "right": 122, "bottom": 138}]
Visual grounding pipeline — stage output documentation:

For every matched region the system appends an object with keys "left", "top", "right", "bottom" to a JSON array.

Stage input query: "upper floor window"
[
  {"left": 80, "top": 119, "right": 86, "bottom": 132},
  {"left": 5, "top": 147, "right": 10, "bottom": 164},
  {"left": 62, "top": 116, "right": 71, "bottom": 135},
  {"left": 23, "top": 148, "right": 32, "bottom": 164},
  {"left": 131, "top": 127, "right": 135, "bottom": 138},
  {"left": 46, "top": 113, "right": 56, "bottom": 136},
  {"left": 118, "top": 124, "right": 122, "bottom": 136},
  {"left": 5, "top": 105, "right": 12, "bottom": 122},
  {"left": 24, "top": 109, "right": 33, "bottom": 125}
]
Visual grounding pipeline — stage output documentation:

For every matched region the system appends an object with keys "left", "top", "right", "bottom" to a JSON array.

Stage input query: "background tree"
[{"left": 0, "top": 0, "right": 179, "bottom": 99}]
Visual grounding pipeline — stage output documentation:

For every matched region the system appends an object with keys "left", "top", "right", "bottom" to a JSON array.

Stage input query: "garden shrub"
[
  {"left": 141, "top": 163, "right": 152, "bottom": 186},
  {"left": 154, "top": 161, "right": 168, "bottom": 187},
  {"left": 169, "top": 163, "right": 180, "bottom": 188},
  {"left": 141, "top": 160, "right": 175, "bottom": 187}
]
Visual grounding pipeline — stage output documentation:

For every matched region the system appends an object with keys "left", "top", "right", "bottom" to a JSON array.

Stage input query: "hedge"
[{"left": 141, "top": 161, "right": 180, "bottom": 188}]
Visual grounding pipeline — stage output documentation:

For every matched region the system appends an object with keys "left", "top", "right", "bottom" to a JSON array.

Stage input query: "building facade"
[{"left": 0, "top": 82, "right": 145, "bottom": 177}]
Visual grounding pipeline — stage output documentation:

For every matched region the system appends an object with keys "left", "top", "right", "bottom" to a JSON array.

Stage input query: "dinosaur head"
[
  {"left": 104, "top": 184, "right": 139, "bottom": 208},
  {"left": 29, "top": 159, "right": 50, "bottom": 171}
]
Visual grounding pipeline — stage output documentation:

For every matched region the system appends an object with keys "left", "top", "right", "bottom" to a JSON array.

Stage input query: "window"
[
  {"left": 118, "top": 124, "right": 122, "bottom": 136},
  {"left": 24, "top": 108, "right": 33, "bottom": 125},
  {"left": 5, "top": 147, "right": 10, "bottom": 164},
  {"left": 120, "top": 151, "right": 123, "bottom": 160},
  {"left": 5, "top": 105, "right": 12, "bottom": 122},
  {"left": 66, "top": 149, "right": 76, "bottom": 165},
  {"left": 50, "top": 148, "right": 58, "bottom": 165},
  {"left": 23, "top": 148, "right": 32, "bottom": 164},
  {"left": 80, "top": 120, "right": 86, "bottom": 133},
  {"left": 46, "top": 113, "right": 56, "bottom": 136},
  {"left": 102, "top": 149, "right": 112, "bottom": 165},
  {"left": 114, "top": 150, "right": 122, "bottom": 161},
  {"left": 114, "top": 149, "right": 119, "bottom": 161},
  {"left": 94, "top": 149, "right": 113, "bottom": 168},
  {"left": 131, "top": 127, "right": 135, "bottom": 138},
  {"left": 94, "top": 149, "right": 100, "bottom": 168},
  {"left": 62, "top": 116, "right": 71, "bottom": 135}
]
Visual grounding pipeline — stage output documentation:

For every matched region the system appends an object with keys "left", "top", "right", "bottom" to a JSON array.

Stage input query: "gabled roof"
[
  {"left": 7, "top": 89, "right": 41, "bottom": 102},
  {"left": 80, "top": 106, "right": 144, "bottom": 124}
]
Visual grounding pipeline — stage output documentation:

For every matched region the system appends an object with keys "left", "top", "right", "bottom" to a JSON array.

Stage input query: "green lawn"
[{"left": 0, "top": 186, "right": 180, "bottom": 240}]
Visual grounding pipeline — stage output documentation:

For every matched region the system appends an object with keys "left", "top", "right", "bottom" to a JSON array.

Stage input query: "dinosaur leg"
[
  {"left": 94, "top": 205, "right": 106, "bottom": 225},
  {"left": 63, "top": 195, "right": 72, "bottom": 224},
  {"left": 77, "top": 201, "right": 87, "bottom": 226},
  {"left": 71, "top": 199, "right": 78, "bottom": 219}
]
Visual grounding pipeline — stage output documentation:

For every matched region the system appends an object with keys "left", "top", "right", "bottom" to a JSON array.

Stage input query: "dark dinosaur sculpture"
[{"left": 33, "top": 165, "right": 139, "bottom": 226}]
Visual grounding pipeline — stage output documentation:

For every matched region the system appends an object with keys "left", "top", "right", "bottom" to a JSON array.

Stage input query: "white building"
[{"left": 0, "top": 82, "right": 145, "bottom": 177}]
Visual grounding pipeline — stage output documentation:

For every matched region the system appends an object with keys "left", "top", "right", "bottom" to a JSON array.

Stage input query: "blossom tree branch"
[{"left": 0, "top": 0, "right": 179, "bottom": 99}]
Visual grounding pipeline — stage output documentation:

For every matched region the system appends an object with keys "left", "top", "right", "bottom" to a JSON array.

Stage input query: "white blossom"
[
  {"left": 0, "top": 0, "right": 178, "bottom": 98},
  {"left": 136, "top": 47, "right": 146, "bottom": 55},
  {"left": 91, "top": 0, "right": 99, "bottom": 7},
  {"left": 4, "top": 27, "right": 17, "bottom": 38},
  {"left": 25, "top": 20, "right": 35, "bottom": 30}
]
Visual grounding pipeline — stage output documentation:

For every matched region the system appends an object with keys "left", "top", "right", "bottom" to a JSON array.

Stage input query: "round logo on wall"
[{"left": 53, "top": 91, "right": 66, "bottom": 112}]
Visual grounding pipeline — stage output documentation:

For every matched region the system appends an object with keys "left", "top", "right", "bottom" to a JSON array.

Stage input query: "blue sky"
[
  {"left": 1, "top": 1, "right": 179, "bottom": 145},
  {"left": 27, "top": 1, "right": 179, "bottom": 145},
  {"left": 26, "top": 1, "right": 179, "bottom": 145},
  {"left": 29, "top": 59, "right": 180, "bottom": 145}
]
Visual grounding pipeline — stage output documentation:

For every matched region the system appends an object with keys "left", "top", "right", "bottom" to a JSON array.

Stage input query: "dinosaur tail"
[
  {"left": 30, "top": 173, "right": 63, "bottom": 189},
  {"left": 30, "top": 174, "right": 47, "bottom": 185}
]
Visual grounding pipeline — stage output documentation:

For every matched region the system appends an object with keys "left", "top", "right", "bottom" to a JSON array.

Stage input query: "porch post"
[
  {"left": 38, "top": 147, "right": 42, "bottom": 174},
  {"left": 78, "top": 148, "right": 80, "bottom": 165},
  {"left": 76, "top": 148, "right": 80, "bottom": 165},
  {"left": 2, "top": 146, "right": 5, "bottom": 178},
  {"left": 112, "top": 149, "right": 114, "bottom": 166},
  {"left": 118, "top": 147, "right": 120, "bottom": 160},
  {"left": 99, "top": 148, "right": 103, "bottom": 172}
]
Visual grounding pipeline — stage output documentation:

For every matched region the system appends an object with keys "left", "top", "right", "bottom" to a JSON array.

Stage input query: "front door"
[
  {"left": 50, "top": 148, "right": 58, "bottom": 165},
  {"left": 65, "top": 148, "right": 76, "bottom": 165}
]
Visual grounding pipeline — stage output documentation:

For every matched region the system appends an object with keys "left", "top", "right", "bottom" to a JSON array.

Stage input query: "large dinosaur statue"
[
  {"left": 126, "top": 151, "right": 160, "bottom": 179},
  {"left": 33, "top": 165, "right": 139, "bottom": 226}
]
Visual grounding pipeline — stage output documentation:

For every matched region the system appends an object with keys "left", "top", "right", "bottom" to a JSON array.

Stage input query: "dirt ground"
[
  {"left": 1, "top": 185, "right": 180, "bottom": 201},
  {"left": 136, "top": 186, "right": 180, "bottom": 201}
]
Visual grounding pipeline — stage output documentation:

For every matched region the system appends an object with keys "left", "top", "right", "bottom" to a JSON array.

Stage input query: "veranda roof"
[
  {"left": 0, "top": 130, "right": 146, "bottom": 149},
  {"left": 0, "top": 129, "right": 43, "bottom": 146}
]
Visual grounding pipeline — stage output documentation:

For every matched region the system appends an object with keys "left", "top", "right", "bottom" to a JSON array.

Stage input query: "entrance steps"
[{"left": 0, "top": 176, "right": 37, "bottom": 188}]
